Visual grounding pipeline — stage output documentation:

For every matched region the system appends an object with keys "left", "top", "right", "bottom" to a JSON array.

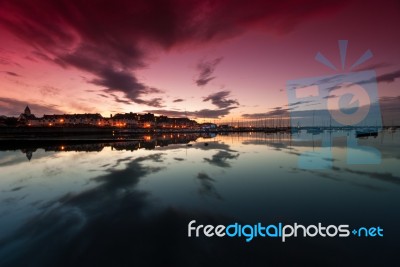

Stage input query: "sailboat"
[{"left": 355, "top": 129, "right": 378, "bottom": 138}]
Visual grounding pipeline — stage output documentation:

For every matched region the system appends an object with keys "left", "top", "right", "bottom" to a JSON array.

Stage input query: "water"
[{"left": 0, "top": 131, "right": 399, "bottom": 266}]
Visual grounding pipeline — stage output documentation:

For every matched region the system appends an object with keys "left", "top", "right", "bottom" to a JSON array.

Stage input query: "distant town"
[
  {"left": 0, "top": 106, "right": 219, "bottom": 130},
  {"left": 0, "top": 105, "right": 298, "bottom": 134},
  {"left": 0, "top": 106, "right": 397, "bottom": 136}
]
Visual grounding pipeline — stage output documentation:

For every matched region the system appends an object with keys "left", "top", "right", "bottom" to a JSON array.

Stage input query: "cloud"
[
  {"left": 60, "top": 52, "right": 163, "bottom": 106},
  {"left": 242, "top": 107, "right": 290, "bottom": 119},
  {"left": 195, "top": 57, "right": 223, "bottom": 87},
  {"left": 97, "top": 94, "right": 109, "bottom": 99},
  {"left": 172, "top": 98, "right": 184, "bottom": 103},
  {"left": 0, "top": 97, "right": 64, "bottom": 116},
  {"left": 109, "top": 94, "right": 131, "bottom": 105},
  {"left": 325, "top": 85, "right": 342, "bottom": 92},
  {"left": 0, "top": 0, "right": 349, "bottom": 107},
  {"left": 143, "top": 109, "right": 188, "bottom": 118},
  {"left": 351, "top": 70, "right": 400, "bottom": 86},
  {"left": 2, "top": 71, "right": 21, "bottom": 77},
  {"left": 322, "top": 95, "right": 337, "bottom": 99},
  {"left": 135, "top": 98, "right": 164, "bottom": 108},
  {"left": 376, "top": 70, "right": 400, "bottom": 83},
  {"left": 145, "top": 106, "right": 237, "bottom": 119},
  {"left": 203, "top": 90, "right": 239, "bottom": 108},
  {"left": 287, "top": 100, "right": 313, "bottom": 107},
  {"left": 194, "top": 107, "right": 237, "bottom": 118}
]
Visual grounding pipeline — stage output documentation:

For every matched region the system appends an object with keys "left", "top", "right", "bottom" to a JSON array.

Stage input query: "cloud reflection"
[
  {"left": 203, "top": 151, "right": 240, "bottom": 168},
  {"left": 196, "top": 172, "right": 223, "bottom": 200}
]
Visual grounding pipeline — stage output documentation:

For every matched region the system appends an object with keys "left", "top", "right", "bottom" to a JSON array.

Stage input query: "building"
[
  {"left": 110, "top": 113, "right": 139, "bottom": 127},
  {"left": 155, "top": 116, "right": 197, "bottom": 128},
  {"left": 21, "top": 107, "right": 200, "bottom": 129},
  {"left": 29, "top": 113, "right": 105, "bottom": 127},
  {"left": 18, "top": 106, "right": 36, "bottom": 124}
]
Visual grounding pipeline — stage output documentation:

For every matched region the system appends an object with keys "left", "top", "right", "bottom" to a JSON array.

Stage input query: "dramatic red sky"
[{"left": 0, "top": 0, "right": 399, "bottom": 122}]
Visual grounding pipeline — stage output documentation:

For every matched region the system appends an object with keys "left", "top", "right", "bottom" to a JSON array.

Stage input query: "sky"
[{"left": 0, "top": 0, "right": 399, "bottom": 123}]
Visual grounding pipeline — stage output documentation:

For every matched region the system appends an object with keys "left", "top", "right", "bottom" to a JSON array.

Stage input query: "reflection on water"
[{"left": 0, "top": 131, "right": 399, "bottom": 266}]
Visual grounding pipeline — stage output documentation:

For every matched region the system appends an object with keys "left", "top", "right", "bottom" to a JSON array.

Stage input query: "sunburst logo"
[
  {"left": 286, "top": 40, "right": 382, "bottom": 169},
  {"left": 316, "top": 40, "right": 376, "bottom": 126},
  {"left": 315, "top": 40, "right": 372, "bottom": 71}
]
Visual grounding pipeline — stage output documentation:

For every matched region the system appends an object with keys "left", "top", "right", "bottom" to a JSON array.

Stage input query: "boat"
[{"left": 356, "top": 128, "right": 378, "bottom": 138}]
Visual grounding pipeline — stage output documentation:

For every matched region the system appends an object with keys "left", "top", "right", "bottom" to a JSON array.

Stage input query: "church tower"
[{"left": 24, "top": 106, "right": 31, "bottom": 116}]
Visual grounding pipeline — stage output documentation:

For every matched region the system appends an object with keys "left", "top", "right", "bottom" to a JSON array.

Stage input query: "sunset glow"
[{"left": 0, "top": 0, "right": 399, "bottom": 123}]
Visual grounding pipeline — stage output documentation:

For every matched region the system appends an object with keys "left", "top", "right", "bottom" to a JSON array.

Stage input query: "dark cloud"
[
  {"left": 203, "top": 90, "right": 239, "bottom": 108},
  {"left": 89, "top": 68, "right": 164, "bottom": 107},
  {"left": 376, "top": 70, "right": 400, "bottom": 83},
  {"left": 172, "top": 98, "right": 184, "bottom": 103},
  {"left": 195, "top": 57, "right": 223, "bottom": 87},
  {"left": 97, "top": 94, "right": 109, "bottom": 99},
  {"left": 0, "top": 97, "right": 64, "bottom": 116},
  {"left": 288, "top": 74, "right": 344, "bottom": 92},
  {"left": 326, "top": 85, "right": 342, "bottom": 92},
  {"left": 109, "top": 93, "right": 131, "bottom": 105},
  {"left": 143, "top": 109, "right": 188, "bottom": 118},
  {"left": 9, "top": 186, "right": 25, "bottom": 192},
  {"left": 0, "top": 0, "right": 349, "bottom": 107},
  {"left": 145, "top": 107, "right": 237, "bottom": 119},
  {"left": 2, "top": 71, "right": 21, "bottom": 77},
  {"left": 194, "top": 107, "right": 237, "bottom": 118},
  {"left": 352, "top": 70, "right": 400, "bottom": 86},
  {"left": 287, "top": 100, "right": 313, "bottom": 107},
  {"left": 322, "top": 95, "right": 337, "bottom": 99},
  {"left": 242, "top": 107, "right": 290, "bottom": 119}
]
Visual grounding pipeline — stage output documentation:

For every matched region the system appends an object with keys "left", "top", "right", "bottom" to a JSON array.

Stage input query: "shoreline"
[
  {"left": 0, "top": 126, "right": 286, "bottom": 135},
  {"left": 0, "top": 126, "right": 396, "bottom": 140}
]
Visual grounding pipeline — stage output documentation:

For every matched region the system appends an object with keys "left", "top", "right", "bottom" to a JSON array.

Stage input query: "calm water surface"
[{"left": 0, "top": 131, "right": 399, "bottom": 266}]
